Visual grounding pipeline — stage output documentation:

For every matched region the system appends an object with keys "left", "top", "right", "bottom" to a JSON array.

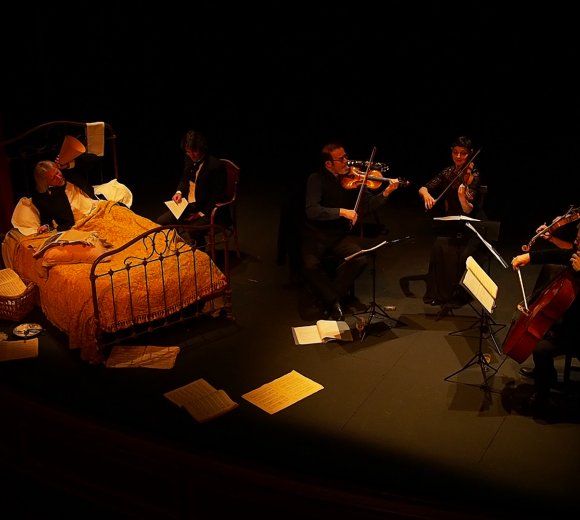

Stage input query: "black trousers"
[
  {"left": 533, "top": 337, "right": 566, "bottom": 395},
  {"left": 157, "top": 210, "right": 211, "bottom": 250},
  {"left": 301, "top": 234, "right": 366, "bottom": 306}
]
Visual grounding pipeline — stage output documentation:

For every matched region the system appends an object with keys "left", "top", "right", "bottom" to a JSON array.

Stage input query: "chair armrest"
[{"left": 210, "top": 200, "right": 234, "bottom": 223}]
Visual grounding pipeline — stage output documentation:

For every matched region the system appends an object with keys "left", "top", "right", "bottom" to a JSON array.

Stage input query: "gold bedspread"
[{"left": 12, "top": 202, "right": 227, "bottom": 363}]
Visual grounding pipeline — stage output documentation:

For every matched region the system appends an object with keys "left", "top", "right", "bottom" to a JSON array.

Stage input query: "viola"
[
  {"left": 341, "top": 166, "right": 411, "bottom": 190},
  {"left": 522, "top": 206, "right": 580, "bottom": 252},
  {"left": 462, "top": 162, "right": 475, "bottom": 186},
  {"left": 428, "top": 147, "right": 482, "bottom": 210},
  {"left": 502, "top": 268, "right": 579, "bottom": 363}
]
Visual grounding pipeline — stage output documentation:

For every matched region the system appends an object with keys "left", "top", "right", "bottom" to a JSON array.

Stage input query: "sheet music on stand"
[
  {"left": 445, "top": 255, "right": 502, "bottom": 389},
  {"left": 465, "top": 222, "right": 509, "bottom": 269},
  {"left": 460, "top": 256, "right": 498, "bottom": 314}
]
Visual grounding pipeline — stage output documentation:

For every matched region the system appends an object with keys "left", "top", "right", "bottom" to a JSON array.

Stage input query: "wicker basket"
[{"left": 0, "top": 279, "right": 38, "bottom": 322}]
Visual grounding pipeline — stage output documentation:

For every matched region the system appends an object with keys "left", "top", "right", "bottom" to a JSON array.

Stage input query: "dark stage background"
[
  {"left": 2, "top": 5, "right": 579, "bottom": 236},
  {"left": 2, "top": 6, "right": 580, "bottom": 518}
]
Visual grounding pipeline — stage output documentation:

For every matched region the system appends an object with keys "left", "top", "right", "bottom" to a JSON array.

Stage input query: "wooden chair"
[
  {"left": 563, "top": 351, "right": 580, "bottom": 395},
  {"left": 209, "top": 159, "right": 240, "bottom": 258}
]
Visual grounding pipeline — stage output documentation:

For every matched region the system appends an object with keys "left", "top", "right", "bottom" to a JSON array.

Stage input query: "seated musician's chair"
[
  {"left": 563, "top": 351, "right": 580, "bottom": 395},
  {"left": 209, "top": 159, "right": 240, "bottom": 258}
]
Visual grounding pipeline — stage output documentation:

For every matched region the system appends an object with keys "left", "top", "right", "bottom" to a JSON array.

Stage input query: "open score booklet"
[{"left": 292, "top": 320, "right": 353, "bottom": 345}]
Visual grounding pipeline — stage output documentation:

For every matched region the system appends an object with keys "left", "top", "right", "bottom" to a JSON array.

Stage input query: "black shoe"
[
  {"left": 330, "top": 302, "right": 344, "bottom": 321},
  {"left": 519, "top": 367, "right": 558, "bottom": 386},
  {"left": 527, "top": 392, "right": 547, "bottom": 406},
  {"left": 525, "top": 392, "right": 559, "bottom": 409},
  {"left": 519, "top": 367, "right": 536, "bottom": 379}
]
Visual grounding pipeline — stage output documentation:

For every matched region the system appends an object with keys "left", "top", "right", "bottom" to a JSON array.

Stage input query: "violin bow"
[
  {"left": 350, "top": 146, "right": 377, "bottom": 230},
  {"left": 429, "top": 147, "right": 482, "bottom": 210}
]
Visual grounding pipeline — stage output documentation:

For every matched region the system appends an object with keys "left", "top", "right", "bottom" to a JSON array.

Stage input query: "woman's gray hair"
[{"left": 34, "top": 160, "right": 57, "bottom": 193}]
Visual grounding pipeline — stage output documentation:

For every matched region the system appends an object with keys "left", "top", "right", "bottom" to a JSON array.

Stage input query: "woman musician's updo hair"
[{"left": 451, "top": 136, "right": 473, "bottom": 151}]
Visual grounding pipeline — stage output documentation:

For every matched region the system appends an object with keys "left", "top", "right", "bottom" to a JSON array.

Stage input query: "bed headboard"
[{"left": 1, "top": 121, "right": 119, "bottom": 202}]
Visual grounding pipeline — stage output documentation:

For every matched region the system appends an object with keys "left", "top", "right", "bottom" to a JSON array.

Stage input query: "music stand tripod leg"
[
  {"left": 444, "top": 307, "right": 499, "bottom": 393},
  {"left": 353, "top": 250, "right": 398, "bottom": 342}
]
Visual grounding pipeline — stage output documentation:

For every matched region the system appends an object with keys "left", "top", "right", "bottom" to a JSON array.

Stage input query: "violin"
[
  {"left": 522, "top": 206, "right": 580, "bottom": 252},
  {"left": 340, "top": 166, "right": 411, "bottom": 190}
]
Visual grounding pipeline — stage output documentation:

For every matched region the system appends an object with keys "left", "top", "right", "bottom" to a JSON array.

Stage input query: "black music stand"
[
  {"left": 446, "top": 221, "right": 507, "bottom": 353},
  {"left": 347, "top": 239, "right": 408, "bottom": 342},
  {"left": 444, "top": 257, "right": 499, "bottom": 394}
]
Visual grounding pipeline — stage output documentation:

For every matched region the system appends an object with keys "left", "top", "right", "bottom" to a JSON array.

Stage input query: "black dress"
[{"left": 422, "top": 164, "right": 486, "bottom": 304}]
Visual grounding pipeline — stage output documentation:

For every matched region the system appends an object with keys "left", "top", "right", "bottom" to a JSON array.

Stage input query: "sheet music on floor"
[
  {"left": 291, "top": 320, "right": 353, "bottom": 345},
  {"left": 242, "top": 370, "right": 324, "bottom": 415},
  {"left": 164, "top": 198, "right": 189, "bottom": 219},
  {"left": 465, "top": 222, "right": 509, "bottom": 268},
  {"left": 461, "top": 256, "right": 498, "bottom": 314},
  {"left": 0, "top": 268, "right": 27, "bottom": 297},
  {"left": 0, "top": 338, "right": 38, "bottom": 362},
  {"left": 106, "top": 346, "right": 180, "bottom": 369},
  {"left": 164, "top": 379, "right": 238, "bottom": 423}
]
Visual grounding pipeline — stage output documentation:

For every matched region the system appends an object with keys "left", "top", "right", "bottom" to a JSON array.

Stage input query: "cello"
[{"left": 503, "top": 251, "right": 580, "bottom": 364}]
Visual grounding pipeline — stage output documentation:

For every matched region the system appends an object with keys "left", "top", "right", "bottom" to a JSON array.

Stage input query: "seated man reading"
[{"left": 157, "top": 131, "right": 228, "bottom": 244}]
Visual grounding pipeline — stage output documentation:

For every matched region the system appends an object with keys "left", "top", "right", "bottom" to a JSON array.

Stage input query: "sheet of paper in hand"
[{"left": 164, "top": 199, "right": 188, "bottom": 220}]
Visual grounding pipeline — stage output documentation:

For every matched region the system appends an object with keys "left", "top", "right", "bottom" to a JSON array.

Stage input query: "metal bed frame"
[{"left": 1, "top": 121, "right": 233, "bottom": 362}]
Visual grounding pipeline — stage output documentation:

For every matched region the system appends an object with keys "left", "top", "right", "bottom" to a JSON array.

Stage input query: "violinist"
[
  {"left": 511, "top": 224, "right": 580, "bottom": 408},
  {"left": 302, "top": 142, "right": 399, "bottom": 320},
  {"left": 420, "top": 136, "right": 485, "bottom": 306}
]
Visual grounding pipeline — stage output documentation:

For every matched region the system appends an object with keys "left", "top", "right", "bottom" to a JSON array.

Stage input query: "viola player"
[
  {"left": 511, "top": 223, "right": 580, "bottom": 409},
  {"left": 419, "top": 136, "right": 486, "bottom": 307},
  {"left": 301, "top": 142, "right": 399, "bottom": 320}
]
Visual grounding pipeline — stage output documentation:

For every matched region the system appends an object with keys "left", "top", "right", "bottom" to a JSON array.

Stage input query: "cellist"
[
  {"left": 302, "top": 142, "right": 400, "bottom": 320},
  {"left": 511, "top": 223, "right": 580, "bottom": 407}
]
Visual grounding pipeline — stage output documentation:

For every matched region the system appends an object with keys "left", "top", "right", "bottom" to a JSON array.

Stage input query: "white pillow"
[{"left": 11, "top": 198, "right": 41, "bottom": 235}]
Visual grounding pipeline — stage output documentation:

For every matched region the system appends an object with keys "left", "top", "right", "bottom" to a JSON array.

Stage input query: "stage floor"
[{"left": 1, "top": 180, "right": 579, "bottom": 519}]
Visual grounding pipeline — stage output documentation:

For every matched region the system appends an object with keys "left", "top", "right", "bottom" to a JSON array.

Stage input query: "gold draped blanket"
[{"left": 13, "top": 202, "right": 227, "bottom": 363}]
